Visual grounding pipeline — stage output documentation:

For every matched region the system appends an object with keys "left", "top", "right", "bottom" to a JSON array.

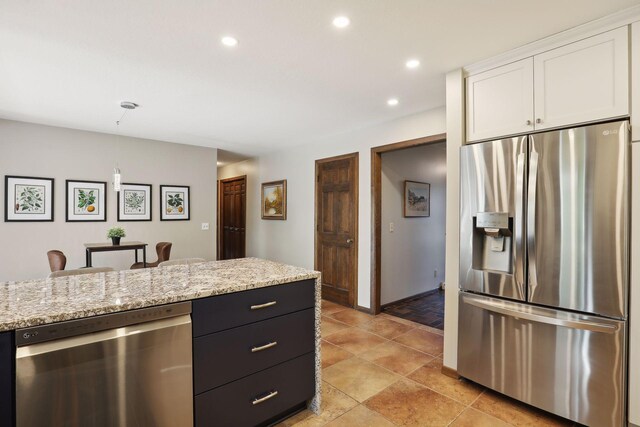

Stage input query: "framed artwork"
[
  {"left": 404, "top": 180, "right": 430, "bottom": 217},
  {"left": 66, "top": 179, "right": 107, "bottom": 222},
  {"left": 261, "top": 179, "right": 287, "bottom": 220},
  {"left": 118, "top": 183, "right": 152, "bottom": 221},
  {"left": 160, "top": 185, "right": 190, "bottom": 221},
  {"left": 4, "top": 175, "right": 54, "bottom": 222}
]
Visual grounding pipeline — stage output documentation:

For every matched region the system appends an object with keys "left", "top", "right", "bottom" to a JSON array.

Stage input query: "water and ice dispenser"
[{"left": 471, "top": 212, "right": 512, "bottom": 274}]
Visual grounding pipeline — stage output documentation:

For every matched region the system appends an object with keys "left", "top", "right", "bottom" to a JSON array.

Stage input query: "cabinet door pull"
[
  {"left": 252, "top": 390, "right": 279, "bottom": 405},
  {"left": 251, "top": 341, "right": 278, "bottom": 353},
  {"left": 250, "top": 301, "right": 277, "bottom": 310}
]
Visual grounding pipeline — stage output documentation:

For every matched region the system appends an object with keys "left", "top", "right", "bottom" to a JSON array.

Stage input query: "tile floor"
[
  {"left": 382, "top": 289, "right": 445, "bottom": 329},
  {"left": 281, "top": 300, "right": 578, "bottom": 427}
]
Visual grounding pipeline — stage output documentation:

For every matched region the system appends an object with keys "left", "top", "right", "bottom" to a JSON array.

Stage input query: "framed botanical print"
[
  {"left": 261, "top": 179, "right": 286, "bottom": 220},
  {"left": 160, "top": 185, "right": 190, "bottom": 221},
  {"left": 118, "top": 183, "right": 152, "bottom": 221},
  {"left": 66, "top": 179, "right": 107, "bottom": 222},
  {"left": 4, "top": 175, "right": 54, "bottom": 222},
  {"left": 404, "top": 180, "right": 430, "bottom": 217}
]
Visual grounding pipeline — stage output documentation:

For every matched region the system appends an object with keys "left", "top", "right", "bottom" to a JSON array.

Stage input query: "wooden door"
[
  {"left": 315, "top": 153, "right": 358, "bottom": 306},
  {"left": 466, "top": 57, "right": 534, "bottom": 142},
  {"left": 533, "top": 26, "right": 628, "bottom": 131},
  {"left": 219, "top": 176, "right": 246, "bottom": 260}
]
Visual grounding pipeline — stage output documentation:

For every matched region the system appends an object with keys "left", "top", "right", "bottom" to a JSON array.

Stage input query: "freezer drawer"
[{"left": 458, "top": 293, "right": 626, "bottom": 427}]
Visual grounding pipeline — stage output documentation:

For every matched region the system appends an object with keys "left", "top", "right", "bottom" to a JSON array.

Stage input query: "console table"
[{"left": 84, "top": 241, "right": 147, "bottom": 268}]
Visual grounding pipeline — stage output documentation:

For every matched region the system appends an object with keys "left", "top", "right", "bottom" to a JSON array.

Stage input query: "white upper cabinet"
[
  {"left": 466, "top": 26, "right": 629, "bottom": 142},
  {"left": 534, "top": 27, "right": 629, "bottom": 131},
  {"left": 632, "top": 21, "right": 639, "bottom": 142},
  {"left": 466, "top": 58, "right": 534, "bottom": 142}
]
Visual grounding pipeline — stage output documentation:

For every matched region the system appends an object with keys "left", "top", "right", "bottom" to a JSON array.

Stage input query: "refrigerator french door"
[{"left": 458, "top": 120, "right": 629, "bottom": 427}]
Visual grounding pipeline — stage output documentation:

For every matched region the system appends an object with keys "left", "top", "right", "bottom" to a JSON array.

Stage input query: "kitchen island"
[{"left": 0, "top": 258, "right": 321, "bottom": 427}]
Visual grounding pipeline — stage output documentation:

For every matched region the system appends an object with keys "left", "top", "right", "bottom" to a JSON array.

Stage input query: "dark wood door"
[
  {"left": 315, "top": 153, "right": 358, "bottom": 307},
  {"left": 219, "top": 176, "right": 246, "bottom": 260}
]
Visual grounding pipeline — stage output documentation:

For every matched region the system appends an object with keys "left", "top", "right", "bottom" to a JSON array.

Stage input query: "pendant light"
[{"left": 112, "top": 101, "right": 139, "bottom": 192}]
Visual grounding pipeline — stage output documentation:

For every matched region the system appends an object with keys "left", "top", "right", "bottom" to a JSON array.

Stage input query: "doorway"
[
  {"left": 371, "top": 133, "right": 447, "bottom": 323},
  {"left": 315, "top": 153, "right": 358, "bottom": 307},
  {"left": 218, "top": 175, "right": 246, "bottom": 260}
]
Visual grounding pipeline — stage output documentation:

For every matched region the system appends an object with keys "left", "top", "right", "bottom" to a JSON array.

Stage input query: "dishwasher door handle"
[{"left": 16, "top": 315, "right": 192, "bottom": 358}]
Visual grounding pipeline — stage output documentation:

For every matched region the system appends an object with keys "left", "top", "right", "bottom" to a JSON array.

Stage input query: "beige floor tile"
[
  {"left": 324, "top": 327, "right": 387, "bottom": 355},
  {"left": 321, "top": 316, "right": 351, "bottom": 338},
  {"left": 427, "top": 357, "right": 443, "bottom": 370},
  {"left": 360, "top": 340, "right": 433, "bottom": 375},
  {"left": 407, "top": 364, "right": 484, "bottom": 405},
  {"left": 359, "top": 316, "right": 415, "bottom": 339},
  {"left": 419, "top": 324, "right": 445, "bottom": 336},
  {"left": 393, "top": 328, "right": 443, "bottom": 356},
  {"left": 279, "top": 382, "right": 357, "bottom": 426},
  {"left": 378, "top": 312, "right": 425, "bottom": 328},
  {"left": 322, "top": 299, "right": 350, "bottom": 315},
  {"left": 450, "top": 407, "right": 513, "bottom": 427},
  {"left": 323, "top": 357, "right": 400, "bottom": 403},
  {"left": 324, "top": 405, "right": 395, "bottom": 427},
  {"left": 322, "top": 340, "right": 354, "bottom": 368},
  {"left": 330, "top": 309, "right": 375, "bottom": 327},
  {"left": 365, "top": 378, "right": 465, "bottom": 426},
  {"left": 472, "top": 390, "right": 574, "bottom": 427}
]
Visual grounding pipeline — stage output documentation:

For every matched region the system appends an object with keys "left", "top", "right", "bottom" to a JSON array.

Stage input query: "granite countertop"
[{"left": 0, "top": 257, "right": 321, "bottom": 332}]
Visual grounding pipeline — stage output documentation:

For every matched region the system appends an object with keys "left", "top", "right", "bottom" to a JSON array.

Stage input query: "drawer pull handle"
[
  {"left": 252, "top": 390, "right": 279, "bottom": 405},
  {"left": 251, "top": 341, "right": 278, "bottom": 353},
  {"left": 250, "top": 301, "right": 277, "bottom": 310}
]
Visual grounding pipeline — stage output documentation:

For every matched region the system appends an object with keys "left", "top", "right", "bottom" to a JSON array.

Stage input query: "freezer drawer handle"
[
  {"left": 463, "top": 296, "right": 618, "bottom": 334},
  {"left": 252, "top": 390, "right": 279, "bottom": 405},
  {"left": 250, "top": 301, "right": 277, "bottom": 310},
  {"left": 251, "top": 341, "right": 278, "bottom": 353}
]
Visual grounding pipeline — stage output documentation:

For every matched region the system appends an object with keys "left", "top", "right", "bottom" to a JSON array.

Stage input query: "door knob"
[{"left": 346, "top": 239, "right": 354, "bottom": 244}]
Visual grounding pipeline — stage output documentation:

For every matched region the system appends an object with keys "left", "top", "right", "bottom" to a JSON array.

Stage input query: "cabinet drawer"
[
  {"left": 192, "top": 279, "right": 315, "bottom": 337},
  {"left": 194, "top": 308, "right": 315, "bottom": 394},
  {"left": 195, "top": 352, "right": 315, "bottom": 427}
]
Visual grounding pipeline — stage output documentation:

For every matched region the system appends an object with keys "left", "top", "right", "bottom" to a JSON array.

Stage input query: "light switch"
[
  {"left": 201, "top": 223, "right": 209, "bottom": 230},
  {"left": 389, "top": 222, "right": 395, "bottom": 232}
]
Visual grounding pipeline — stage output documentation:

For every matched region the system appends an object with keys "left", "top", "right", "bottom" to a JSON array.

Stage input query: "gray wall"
[
  {"left": 381, "top": 142, "right": 446, "bottom": 305},
  {"left": 0, "top": 119, "right": 217, "bottom": 281}
]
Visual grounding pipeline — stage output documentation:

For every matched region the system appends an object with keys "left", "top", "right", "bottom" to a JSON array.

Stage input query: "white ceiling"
[{"left": 1, "top": 0, "right": 638, "bottom": 157}]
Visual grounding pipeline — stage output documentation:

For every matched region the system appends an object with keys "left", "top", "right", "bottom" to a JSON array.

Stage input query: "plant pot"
[{"left": 111, "top": 237, "right": 121, "bottom": 246}]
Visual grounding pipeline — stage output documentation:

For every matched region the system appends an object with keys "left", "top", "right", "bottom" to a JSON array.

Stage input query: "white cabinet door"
[
  {"left": 466, "top": 58, "right": 534, "bottom": 142},
  {"left": 534, "top": 27, "right": 629, "bottom": 131},
  {"left": 632, "top": 22, "right": 639, "bottom": 142}
]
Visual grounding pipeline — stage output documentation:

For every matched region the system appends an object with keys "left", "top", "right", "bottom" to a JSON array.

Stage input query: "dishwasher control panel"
[{"left": 16, "top": 301, "right": 192, "bottom": 346}]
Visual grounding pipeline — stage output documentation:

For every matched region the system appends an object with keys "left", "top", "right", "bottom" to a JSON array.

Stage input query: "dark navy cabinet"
[
  {"left": 0, "top": 332, "right": 15, "bottom": 427},
  {"left": 192, "top": 280, "right": 317, "bottom": 427}
]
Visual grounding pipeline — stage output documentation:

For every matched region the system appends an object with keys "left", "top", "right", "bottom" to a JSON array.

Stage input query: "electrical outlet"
[
  {"left": 201, "top": 223, "right": 209, "bottom": 230},
  {"left": 389, "top": 222, "right": 394, "bottom": 232}
]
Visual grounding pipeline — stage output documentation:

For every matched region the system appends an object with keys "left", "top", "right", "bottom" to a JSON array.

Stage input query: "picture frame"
[
  {"left": 118, "top": 183, "right": 152, "bottom": 221},
  {"left": 261, "top": 179, "right": 287, "bottom": 220},
  {"left": 160, "top": 185, "right": 190, "bottom": 221},
  {"left": 66, "top": 179, "right": 107, "bottom": 222},
  {"left": 4, "top": 175, "right": 54, "bottom": 222},
  {"left": 404, "top": 180, "right": 430, "bottom": 217}
]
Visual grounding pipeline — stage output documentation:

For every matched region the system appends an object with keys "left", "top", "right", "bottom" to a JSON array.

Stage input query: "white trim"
[{"left": 464, "top": 5, "right": 640, "bottom": 76}]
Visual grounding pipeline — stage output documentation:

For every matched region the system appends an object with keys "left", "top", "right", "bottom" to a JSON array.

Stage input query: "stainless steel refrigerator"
[{"left": 458, "top": 120, "right": 629, "bottom": 427}]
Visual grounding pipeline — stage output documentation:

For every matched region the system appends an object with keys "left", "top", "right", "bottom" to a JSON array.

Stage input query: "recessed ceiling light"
[
  {"left": 387, "top": 98, "right": 399, "bottom": 106},
  {"left": 406, "top": 59, "right": 420, "bottom": 69},
  {"left": 332, "top": 16, "right": 350, "bottom": 28},
  {"left": 221, "top": 36, "right": 238, "bottom": 47}
]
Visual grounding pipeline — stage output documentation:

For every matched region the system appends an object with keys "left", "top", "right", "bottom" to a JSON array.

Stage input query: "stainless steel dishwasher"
[{"left": 15, "top": 302, "right": 193, "bottom": 427}]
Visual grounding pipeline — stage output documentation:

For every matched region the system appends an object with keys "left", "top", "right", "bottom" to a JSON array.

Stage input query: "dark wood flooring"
[{"left": 382, "top": 288, "right": 444, "bottom": 329}]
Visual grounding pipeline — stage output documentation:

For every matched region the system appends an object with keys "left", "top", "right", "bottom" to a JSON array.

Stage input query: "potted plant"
[{"left": 107, "top": 227, "right": 126, "bottom": 246}]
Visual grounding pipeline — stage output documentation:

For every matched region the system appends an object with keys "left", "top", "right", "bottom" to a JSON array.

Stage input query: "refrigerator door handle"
[
  {"left": 514, "top": 152, "right": 526, "bottom": 294},
  {"left": 462, "top": 295, "right": 619, "bottom": 334},
  {"left": 527, "top": 150, "right": 539, "bottom": 294}
]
